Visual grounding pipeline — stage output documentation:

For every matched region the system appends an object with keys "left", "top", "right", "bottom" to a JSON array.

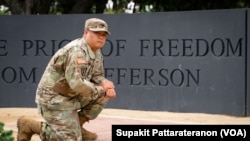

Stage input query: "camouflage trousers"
[{"left": 38, "top": 96, "right": 109, "bottom": 141}]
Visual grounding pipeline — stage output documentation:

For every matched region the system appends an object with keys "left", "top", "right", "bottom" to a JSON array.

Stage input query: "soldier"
[{"left": 17, "top": 17, "right": 116, "bottom": 141}]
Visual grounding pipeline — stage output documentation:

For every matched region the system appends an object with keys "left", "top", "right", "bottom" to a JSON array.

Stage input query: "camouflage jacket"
[{"left": 35, "top": 37, "right": 106, "bottom": 110}]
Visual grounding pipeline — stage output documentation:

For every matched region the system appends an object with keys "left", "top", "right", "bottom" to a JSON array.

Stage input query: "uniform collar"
[{"left": 81, "top": 38, "right": 95, "bottom": 59}]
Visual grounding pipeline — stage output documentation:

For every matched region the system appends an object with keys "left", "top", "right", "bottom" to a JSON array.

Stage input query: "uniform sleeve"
[{"left": 64, "top": 48, "right": 105, "bottom": 99}]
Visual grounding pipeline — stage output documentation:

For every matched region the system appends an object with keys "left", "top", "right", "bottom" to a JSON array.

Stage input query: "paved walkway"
[
  {"left": 5, "top": 114, "right": 174, "bottom": 141},
  {"left": 3, "top": 108, "right": 250, "bottom": 141}
]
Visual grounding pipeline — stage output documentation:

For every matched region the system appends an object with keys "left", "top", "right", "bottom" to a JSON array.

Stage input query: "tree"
[
  {"left": 0, "top": 0, "right": 107, "bottom": 14},
  {"left": 56, "top": 0, "right": 107, "bottom": 14},
  {"left": 0, "top": 0, "right": 53, "bottom": 14},
  {"left": 0, "top": 0, "right": 249, "bottom": 14},
  {"left": 138, "top": 0, "right": 250, "bottom": 12}
]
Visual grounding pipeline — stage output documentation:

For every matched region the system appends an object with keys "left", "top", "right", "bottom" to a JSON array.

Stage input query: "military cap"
[{"left": 85, "top": 18, "right": 111, "bottom": 35}]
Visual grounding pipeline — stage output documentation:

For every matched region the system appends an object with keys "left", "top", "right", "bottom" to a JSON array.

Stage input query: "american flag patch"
[{"left": 77, "top": 57, "right": 86, "bottom": 64}]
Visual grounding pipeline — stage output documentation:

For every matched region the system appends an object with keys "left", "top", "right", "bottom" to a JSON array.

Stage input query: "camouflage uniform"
[{"left": 35, "top": 37, "right": 109, "bottom": 140}]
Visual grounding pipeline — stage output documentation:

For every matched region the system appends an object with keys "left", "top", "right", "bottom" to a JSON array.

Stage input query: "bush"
[{"left": 0, "top": 122, "right": 14, "bottom": 141}]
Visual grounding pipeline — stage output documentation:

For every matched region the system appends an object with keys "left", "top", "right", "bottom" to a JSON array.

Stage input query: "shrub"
[{"left": 0, "top": 122, "right": 14, "bottom": 141}]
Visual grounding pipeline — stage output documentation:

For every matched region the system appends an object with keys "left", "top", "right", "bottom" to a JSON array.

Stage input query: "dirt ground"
[{"left": 1, "top": 108, "right": 250, "bottom": 141}]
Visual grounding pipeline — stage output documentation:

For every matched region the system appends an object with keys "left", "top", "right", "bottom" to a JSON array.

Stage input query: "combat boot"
[
  {"left": 79, "top": 116, "right": 98, "bottom": 140},
  {"left": 17, "top": 116, "right": 41, "bottom": 141}
]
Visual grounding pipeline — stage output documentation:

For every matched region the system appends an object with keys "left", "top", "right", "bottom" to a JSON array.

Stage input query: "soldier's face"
[{"left": 84, "top": 29, "right": 108, "bottom": 52}]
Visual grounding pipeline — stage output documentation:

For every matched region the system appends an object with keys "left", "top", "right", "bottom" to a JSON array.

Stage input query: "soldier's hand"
[
  {"left": 105, "top": 88, "right": 116, "bottom": 99},
  {"left": 100, "top": 80, "right": 115, "bottom": 92}
]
